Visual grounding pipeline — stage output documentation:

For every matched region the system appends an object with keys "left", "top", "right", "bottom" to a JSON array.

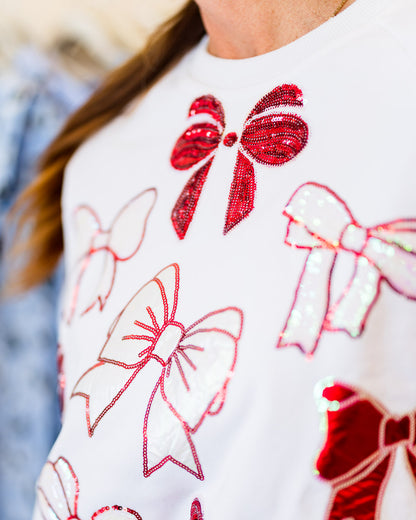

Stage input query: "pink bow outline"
[
  {"left": 278, "top": 182, "right": 416, "bottom": 355},
  {"left": 72, "top": 264, "right": 243, "bottom": 480},
  {"left": 63, "top": 188, "right": 156, "bottom": 324}
]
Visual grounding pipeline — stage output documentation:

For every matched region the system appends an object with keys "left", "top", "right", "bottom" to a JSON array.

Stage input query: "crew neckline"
[{"left": 187, "top": 0, "right": 393, "bottom": 88}]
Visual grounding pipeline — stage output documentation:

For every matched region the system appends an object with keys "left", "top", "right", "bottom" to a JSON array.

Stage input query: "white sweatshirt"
[{"left": 33, "top": 0, "right": 416, "bottom": 518}]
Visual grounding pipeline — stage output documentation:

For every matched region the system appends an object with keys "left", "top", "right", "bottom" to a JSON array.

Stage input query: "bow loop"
[
  {"left": 316, "top": 382, "right": 383, "bottom": 482},
  {"left": 248, "top": 84, "right": 304, "bottom": 118},
  {"left": 171, "top": 123, "right": 222, "bottom": 170},
  {"left": 241, "top": 113, "right": 308, "bottom": 166},
  {"left": 286, "top": 220, "right": 328, "bottom": 249},
  {"left": 189, "top": 95, "right": 225, "bottom": 127},
  {"left": 284, "top": 183, "right": 354, "bottom": 247},
  {"left": 370, "top": 219, "right": 416, "bottom": 252}
]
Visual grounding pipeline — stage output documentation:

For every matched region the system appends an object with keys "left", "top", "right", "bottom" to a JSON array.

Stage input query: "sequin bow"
[
  {"left": 63, "top": 189, "right": 156, "bottom": 324},
  {"left": 37, "top": 457, "right": 142, "bottom": 520},
  {"left": 170, "top": 85, "right": 308, "bottom": 238},
  {"left": 72, "top": 264, "right": 243, "bottom": 480},
  {"left": 278, "top": 182, "right": 416, "bottom": 355},
  {"left": 315, "top": 381, "right": 416, "bottom": 520}
]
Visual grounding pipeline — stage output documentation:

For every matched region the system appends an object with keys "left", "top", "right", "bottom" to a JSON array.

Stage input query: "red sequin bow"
[
  {"left": 170, "top": 85, "right": 308, "bottom": 239},
  {"left": 278, "top": 182, "right": 416, "bottom": 355},
  {"left": 316, "top": 381, "right": 416, "bottom": 520}
]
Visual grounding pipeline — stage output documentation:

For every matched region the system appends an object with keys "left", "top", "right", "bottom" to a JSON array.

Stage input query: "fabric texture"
[{"left": 32, "top": 0, "right": 416, "bottom": 518}]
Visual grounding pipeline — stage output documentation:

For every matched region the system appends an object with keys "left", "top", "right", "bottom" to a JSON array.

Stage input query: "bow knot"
[
  {"left": 340, "top": 223, "right": 368, "bottom": 254},
  {"left": 384, "top": 415, "right": 413, "bottom": 447},
  {"left": 91, "top": 229, "right": 111, "bottom": 253}
]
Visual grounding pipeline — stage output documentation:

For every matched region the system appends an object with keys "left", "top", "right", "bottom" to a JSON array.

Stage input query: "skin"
[{"left": 194, "top": 0, "right": 355, "bottom": 58}]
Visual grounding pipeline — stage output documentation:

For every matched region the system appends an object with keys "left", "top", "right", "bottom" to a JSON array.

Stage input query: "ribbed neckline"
[{"left": 186, "top": 0, "right": 393, "bottom": 88}]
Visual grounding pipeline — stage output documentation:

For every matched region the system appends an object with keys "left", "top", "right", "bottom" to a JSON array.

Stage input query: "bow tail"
[
  {"left": 325, "top": 260, "right": 380, "bottom": 338},
  {"left": 84, "top": 253, "right": 117, "bottom": 315},
  {"left": 171, "top": 158, "right": 213, "bottom": 240},
  {"left": 326, "top": 455, "right": 391, "bottom": 520},
  {"left": 143, "top": 377, "right": 203, "bottom": 480},
  {"left": 224, "top": 151, "right": 256, "bottom": 234},
  {"left": 278, "top": 248, "right": 335, "bottom": 355}
]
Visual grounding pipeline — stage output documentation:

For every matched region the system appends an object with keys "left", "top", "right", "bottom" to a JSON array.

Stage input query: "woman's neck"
[{"left": 195, "top": 0, "right": 355, "bottom": 59}]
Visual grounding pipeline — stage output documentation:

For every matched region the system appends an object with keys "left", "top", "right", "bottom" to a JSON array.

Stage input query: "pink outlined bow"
[
  {"left": 171, "top": 85, "right": 308, "bottom": 239},
  {"left": 315, "top": 380, "right": 416, "bottom": 520},
  {"left": 278, "top": 182, "right": 416, "bottom": 355},
  {"left": 72, "top": 264, "right": 243, "bottom": 480},
  {"left": 36, "top": 457, "right": 142, "bottom": 520},
  {"left": 63, "top": 188, "right": 156, "bottom": 324}
]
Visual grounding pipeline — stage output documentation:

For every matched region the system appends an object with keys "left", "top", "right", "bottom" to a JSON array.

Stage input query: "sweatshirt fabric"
[{"left": 33, "top": 0, "right": 416, "bottom": 518}]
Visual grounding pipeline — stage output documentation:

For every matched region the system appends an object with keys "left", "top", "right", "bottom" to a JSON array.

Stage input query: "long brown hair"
[{"left": 7, "top": 0, "right": 205, "bottom": 294}]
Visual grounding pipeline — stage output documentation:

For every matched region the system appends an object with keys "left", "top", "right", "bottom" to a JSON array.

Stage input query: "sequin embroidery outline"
[
  {"left": 315, "top": 379, "right": 416, "bottom": 520},
  {"left": 190, "top": 498, "right": 204, "bottom": 520},
  {"left": 63, "top": 188, "right": 157, "bottom": 324},
  {"left": 36, "top": 456, "right": 142, "bottom": 520},
  {"left": 170, "top": 85, "right": 308, "bottom": 239},
  {"left": 278, "top": 182, "right": 416, "bottom": 355},
  {"left": 72, "top": 264, "right": 244, "bottom": 480}
]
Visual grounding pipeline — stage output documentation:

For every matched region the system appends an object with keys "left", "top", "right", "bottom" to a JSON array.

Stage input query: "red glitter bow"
[
  {"left": 170, "top": 85, "right": 308, "bottom": 238},
  {"left": 316, "top": 381, "right": 416, "bottom": 519}
]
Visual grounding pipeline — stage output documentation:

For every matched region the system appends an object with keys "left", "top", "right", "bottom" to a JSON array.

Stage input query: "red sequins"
[
  {"left": 315, "top": 380, "right": 416, "bottom": 520},
  {"left": 248, "top": 83, "right": 304, "bottom": 118},
  {"left": 171, "top": 123, "right": 221, "bottom": 170},
  {"left": 171, "top": 85, "right": 308, "bottom": 238},
  {"left": 240, "top": 113, "right": 308, "bottom": 166},
  {"left": 171, "top": 95, "right": 225, "bottom": 239},
  {"left": 171, "top": 158, "right": 212, "bottom": 239},
  {"left": 224, "top": 85, "right": 308, "bottom": 233},
  {"left": 190, "top": 499, "right": 204, "bottom": 520},
  {"left": 72, "top": 264, "right": 244, "bottom": 480},
  {"left": 278, "top": 182, "right": 416, "bottom": 355},
  {"left": 63, "top": 188, "right": 157, "bottom": 324},
  {"left": 223, "top": 132, "right": 238, "bottom": 147},
  {"left": 224, "top": 151, "right": 255, "bottom": 235}
]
